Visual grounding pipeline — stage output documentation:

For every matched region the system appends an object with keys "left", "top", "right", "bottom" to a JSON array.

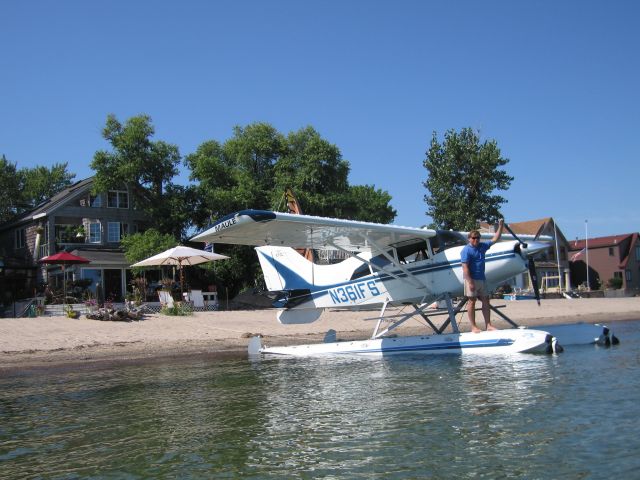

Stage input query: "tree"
[
  {"left": 0, "top": 156, "right": 75, "bottom": 223},
  {"left": 20, "top": 163, "right": 76, "bottom": 207},
  {"left": 121, "top": 229, "right": 178, "bottom": 268},
  {"left": 91, "top": 114, "right": 191, "bottom": 239},
  {"left": 186, "top": 123, "right": 286, "bottom": 223},
  {"left": 0, "top": 155, "right": 22, "bottom": 223},
  {"left": 187, "top": 123, "right": 396, "bottom": 222},
  {"left": 423, "top": 128, "right": 513, "bottom": 230},
  {"left": 338, "top": 185, "right": 396, "bottom": 223},
  {"left": 272, "top": 126, "right": 349, "bottom": 216}
]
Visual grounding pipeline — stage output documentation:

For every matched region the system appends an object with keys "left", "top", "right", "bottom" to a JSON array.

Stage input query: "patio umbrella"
[
  {"left": 39, "top": 251, "right": 91, "bottom": 307},
  {"left": 131, "top": 246, "right": 229, "bottom": 295}
]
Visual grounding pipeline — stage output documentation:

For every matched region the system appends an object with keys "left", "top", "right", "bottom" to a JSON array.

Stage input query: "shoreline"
[{"left": 1, "top": 297, "right": 638, "bottom": 373}]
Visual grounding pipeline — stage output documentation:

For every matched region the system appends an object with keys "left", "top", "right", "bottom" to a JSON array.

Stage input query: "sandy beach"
[{"left": 1, "top": 297, "right": 638, "bottom": 371}]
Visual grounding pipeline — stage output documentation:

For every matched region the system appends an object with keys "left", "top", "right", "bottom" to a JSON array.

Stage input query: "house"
[
  {"left": 568, "top": 233, "right": 640, "bottom": 294},
  {"left": 0, "top": 177, "right": 150, "bottom": 304},
  {"left": 480, "top": 217, "right": 573, "bottom": 293}
]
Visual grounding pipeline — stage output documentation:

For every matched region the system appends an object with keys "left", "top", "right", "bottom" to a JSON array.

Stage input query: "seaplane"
[{"left": 192, "top": 209, "right": 618, "bottom": 357}]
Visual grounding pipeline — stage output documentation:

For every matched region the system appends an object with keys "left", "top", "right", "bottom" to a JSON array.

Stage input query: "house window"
[
  {"left": 609, "top": 247, "right": 615, "bottom": 256},
  {"left": 89, "top": 222, "right": 101, "bottom": 243},
  {"left": 108, "top": 190, "right": 129, "bottom": 209},
  {"left": 39, "top": 224, "right": 50, "bottom": 258},
  {"left": 15, "top": 228, "right": 26, "bottom": 249},
  {"left": 90, "top": 194, "right": 102, "bottom": 207},
  {"left": 626, "top": 270, "right": 632, "bottom": 282},
  {"left": 636, "top": 245, "right": 640, "bottom": 260},
  {"left": 107, "top": 222, "right": 128, "bottom": 242},
  {"left": 613, "top": 271, "right": 622, "bottom": 279}
]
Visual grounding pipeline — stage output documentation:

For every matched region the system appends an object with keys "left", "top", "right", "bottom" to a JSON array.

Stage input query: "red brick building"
[{"left": 568, "top": 233, "right": 640, "bottom": 294}]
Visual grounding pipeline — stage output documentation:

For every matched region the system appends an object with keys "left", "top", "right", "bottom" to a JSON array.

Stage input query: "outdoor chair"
[
  {"left": 189, "top": 290, "right": 205, "bottom": 310},
  {"left": 158, "top": 290, "right": 175, "bottom": 309}
]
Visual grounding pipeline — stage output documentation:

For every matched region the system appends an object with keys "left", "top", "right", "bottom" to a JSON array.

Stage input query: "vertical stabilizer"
[
  {"left": 256, "top": 246, "right": 315, "bottom": 291},
  {"left": 256, "top": 245, "right": 368, "bottom": 292}
]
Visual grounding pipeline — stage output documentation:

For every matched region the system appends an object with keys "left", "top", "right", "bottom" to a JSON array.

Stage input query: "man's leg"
[
  {"left": 481, "top": 296, "right": 496, "bottom": 331},
  {"left": 467, "top": 297, "right": 481, "bottom": 333}
]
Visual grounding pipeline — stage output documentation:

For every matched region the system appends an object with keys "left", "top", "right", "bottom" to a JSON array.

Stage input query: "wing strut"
[
  {"left": 360, "top": 233, "right": 427, "bottom": 290},
  {"left": 328, "top": 236, "right": 427, "bottom": 291},
  {"left": 328, "top": 241, "right": 420, "bottom": 287}
]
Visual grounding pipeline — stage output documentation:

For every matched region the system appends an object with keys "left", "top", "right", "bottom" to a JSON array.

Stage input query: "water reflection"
[
  {"left": 458, "top": 353, "right": 555, "bottom": 416},
  {"left": 1, "top": 320, "right": 639, "bottom": 478}
]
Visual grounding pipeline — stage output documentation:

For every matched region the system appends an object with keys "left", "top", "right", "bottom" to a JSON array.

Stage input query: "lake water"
[{"left": 1, "top": 320, "right": 639, "bottom": 479}]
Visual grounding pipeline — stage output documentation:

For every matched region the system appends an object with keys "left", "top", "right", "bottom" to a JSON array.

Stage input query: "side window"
[
  {"left": 107, "top": 222, "right": 120, "bottom": 242},
  {"left": 107, "top": 222, "right": 128, "bottom": 242},
  {"left": 89, "top": 222, "right": 101, "bottom": 243},
  {"left": 108, "top": 190, "right": 129, "bottom": 209},
  {"left": 90, "top": 194, "right": 102, "bottom": 207},
  {"left": 15, "top": 228, "right": 26, "bottom": 249}
]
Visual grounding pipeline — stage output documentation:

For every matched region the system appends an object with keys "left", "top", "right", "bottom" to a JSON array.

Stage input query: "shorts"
[{"left": 465, "top": 279, "right": 488, "bottom": 299}]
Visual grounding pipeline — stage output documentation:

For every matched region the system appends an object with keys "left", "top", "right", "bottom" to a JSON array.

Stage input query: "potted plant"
[
  {"left": 65, "top": 304, "right": 80, "bottom": 319},
  {"left": 75, "top": 225, "right": 86, "bottom": 240}
]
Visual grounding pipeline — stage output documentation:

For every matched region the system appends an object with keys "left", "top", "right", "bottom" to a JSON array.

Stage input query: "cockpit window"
[
  {"left": 431, "top": 231, "right": 467, "bottom": 253},
  {"left": 350, "top": 254, "right": 393, "bottom": 280},
  {"left": 350, "top": 240, "right": 430, "bottom": 280}
]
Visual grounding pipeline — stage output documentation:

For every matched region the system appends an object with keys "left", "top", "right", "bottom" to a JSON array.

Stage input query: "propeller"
[{"left": 503, "top": 221, "right": 542, "bottom": 306}]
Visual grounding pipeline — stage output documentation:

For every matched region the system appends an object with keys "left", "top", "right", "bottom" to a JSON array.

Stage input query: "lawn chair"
[
  {"left": 189, "top": 290, "right": 205, "bottom": 311},
  {"left": 158, "top": 290, "right": 175, "bottom": 309}
]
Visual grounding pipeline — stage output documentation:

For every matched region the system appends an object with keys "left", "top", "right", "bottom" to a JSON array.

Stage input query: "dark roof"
[
  {"left": 568, "top": 234, "right": 634, "bottom": 250},
  {"left": 0, "top": 177, "right": 94, "bottom": 231},
  {"left": 28, "top": 177, "right": 94, "bottom": 217},
  {"left": 69, "top": 248, "right": 127, "bottom": 266},
  {"left": 569, "top": 233, "right": 639, "bottom": 269}
]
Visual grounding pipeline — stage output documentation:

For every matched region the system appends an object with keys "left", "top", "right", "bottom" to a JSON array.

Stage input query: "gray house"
[{"left": 0, "top": 177, "right": 149, "bottom": 303}]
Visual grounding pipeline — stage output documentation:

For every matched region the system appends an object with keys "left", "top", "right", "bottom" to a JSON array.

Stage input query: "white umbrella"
[{"left": 131, "top": 246, "right": 229, "bottom": 294}]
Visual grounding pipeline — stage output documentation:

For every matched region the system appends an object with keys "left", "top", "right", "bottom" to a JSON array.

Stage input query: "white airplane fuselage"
[{"left": 256, "top": 240, "right": 528, "bottom": 315}]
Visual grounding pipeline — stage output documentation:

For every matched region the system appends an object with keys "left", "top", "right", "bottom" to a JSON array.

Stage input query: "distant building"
[
  {"left": 0, "top": 177, "right": 150, "bottom": 303},
  {"left": 568, "top": 233, "right": 640, "bottom": 294}
]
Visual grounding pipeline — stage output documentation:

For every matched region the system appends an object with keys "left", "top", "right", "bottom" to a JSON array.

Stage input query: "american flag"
[{"left": 570, "top": 248, "right": 586, "bottom": 261}]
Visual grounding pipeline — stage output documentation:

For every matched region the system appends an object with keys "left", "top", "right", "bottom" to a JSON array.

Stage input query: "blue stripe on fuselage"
[{"left": 261, "top": 250, "right": 516, "bottom": 304}]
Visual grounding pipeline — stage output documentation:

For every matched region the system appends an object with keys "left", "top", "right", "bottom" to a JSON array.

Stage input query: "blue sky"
[{"left": 1, "top": 0, "right": 638, "bottom": 241}]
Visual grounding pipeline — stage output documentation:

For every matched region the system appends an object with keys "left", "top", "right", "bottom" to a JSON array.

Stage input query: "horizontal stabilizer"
[
  {"left": 266, "top": 289, "right": 312, "bottom": 308},
  {"left": 277, "top": 309, "right": 323, "bottom": 324}
]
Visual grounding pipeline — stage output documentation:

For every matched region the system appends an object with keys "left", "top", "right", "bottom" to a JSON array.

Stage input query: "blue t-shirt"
[{"left": 460, "top": 242, "right": 491, "bottom": 280}]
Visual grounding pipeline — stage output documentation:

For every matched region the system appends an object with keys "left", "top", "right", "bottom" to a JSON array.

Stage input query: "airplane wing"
[{"left": 191, "top": 209, "right": 437, "bottom": 252}]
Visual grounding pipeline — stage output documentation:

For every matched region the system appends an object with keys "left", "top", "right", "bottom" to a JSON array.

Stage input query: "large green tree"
[
  {"left": 20, "top": 162, "right": 76, "bottom": 207},
  {"left": 91, "top": 114, "right": 191, "bottom": 239},
  {"left": 0, "top": 156, "right": 75, "bottom": 223},
  {"left": 121, "top": 228, "right": 179, "bottom": 268},
  {"left": 423, "top": 128, "right": 513, "bottom": 231},
  {"left": 0, "top": 155, "right": 22, "bottom": 223},
  {"left": 186, "top": 123, "right": 286, "bottom": 226}
]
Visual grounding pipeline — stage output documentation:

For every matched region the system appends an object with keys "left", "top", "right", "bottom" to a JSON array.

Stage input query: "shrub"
[
  {"left": 160, "top": 301, "right": 193, "bottom": 316},
  {"left": 606, "top": 277, "right": 623, "bottom": 290}
]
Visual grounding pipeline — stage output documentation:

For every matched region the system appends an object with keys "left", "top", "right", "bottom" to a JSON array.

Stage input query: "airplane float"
[{"left": 192, "top": 210, "right": 618, "bottom": 357}]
